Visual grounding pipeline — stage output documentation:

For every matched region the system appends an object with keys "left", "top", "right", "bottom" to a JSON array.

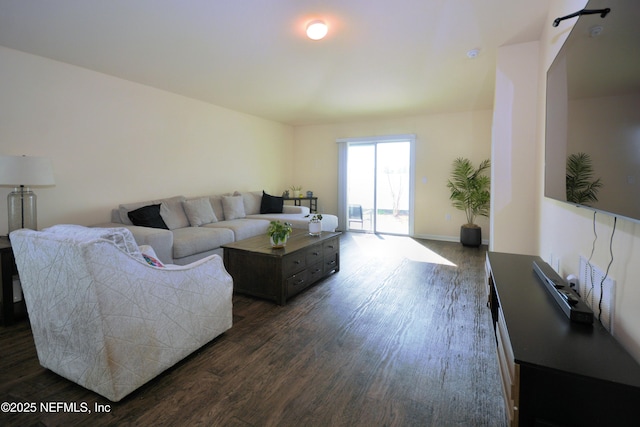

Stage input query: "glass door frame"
[{"left": 337, "top": 134, "right": 416, "bottom": 235}]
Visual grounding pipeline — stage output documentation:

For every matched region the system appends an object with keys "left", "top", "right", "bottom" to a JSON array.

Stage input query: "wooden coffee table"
[{"left": 222, "top": 229, "right": 340, "bottom": 305}]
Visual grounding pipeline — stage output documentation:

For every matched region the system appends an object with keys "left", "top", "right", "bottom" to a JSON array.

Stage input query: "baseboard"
[
  {"left": 339, "top": 230, "right": 489, "bottom": 246},
  {"left": 413, "top": 233, "right": 459, "bottom": 242},
  {"left": 413, "top": 233, "right": 490, "bottom": 246}
]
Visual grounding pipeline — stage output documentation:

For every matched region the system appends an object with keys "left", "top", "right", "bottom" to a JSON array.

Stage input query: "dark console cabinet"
[{"left": 486, "top": 252, "right": 640, "bottom": 427}]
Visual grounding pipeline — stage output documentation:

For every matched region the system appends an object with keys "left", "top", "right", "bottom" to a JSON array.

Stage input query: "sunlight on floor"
[{"left": 351, "top": 233, "right": 457, "bottom": 266}]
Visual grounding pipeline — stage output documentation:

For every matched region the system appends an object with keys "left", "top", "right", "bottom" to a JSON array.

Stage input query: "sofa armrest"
[
  {"left": 283, "top": 205, "right": 310, "bottom": 215},
  {"left": 93, "top": 223, "right": 174, "bottom": 264}
]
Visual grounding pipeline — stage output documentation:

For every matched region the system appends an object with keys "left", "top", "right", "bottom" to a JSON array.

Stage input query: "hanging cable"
[
  {"left": 585, "top": 210, "right": 598, "bottom": 303},
  {"left": 598, "top": 216, "right": 617, "bottom": 323}
]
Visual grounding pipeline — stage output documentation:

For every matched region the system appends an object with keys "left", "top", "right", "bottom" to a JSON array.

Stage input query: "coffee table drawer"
[
  {"left": 306, "top": 246, "right": 323, "bottom": 265},
  {"left": 286, "top": 269, "right": 310, "bottom": 298},
  {"left": 307, "top": 261, "right": 324, "bottom": 283},
  {"left": 283, "top": 253, "right": 306, "bottom": 277},
  {"left": 323, "top": 238, "right": 339, "bottom": 256},
  {"left": 324, "top": 253, "right": 339, "bottom": 275}
]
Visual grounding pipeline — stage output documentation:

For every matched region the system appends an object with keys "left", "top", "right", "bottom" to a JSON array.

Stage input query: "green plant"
[
  {"left": 267, "top": 220, "right": 292, "bottom": 242},
  {"left": 305, "top": 214, "right": 323, "bottom": 222},
  {"left": 446, "top": 157, "right": 491, "bottom": 226},
  {"left": 290, "top": 185, "right": 302, "bottom": 192},
  {"left": 566, "top": 152, "right": 602, "bottom": 205}
]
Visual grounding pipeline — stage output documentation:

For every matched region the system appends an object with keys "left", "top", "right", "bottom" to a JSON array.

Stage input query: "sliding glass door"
[
  {"left": 339, "top": 135, "right": 414, "bottom": 235},
  {"left": 346, "top": 144, "right": 375, "bottom": 232}
]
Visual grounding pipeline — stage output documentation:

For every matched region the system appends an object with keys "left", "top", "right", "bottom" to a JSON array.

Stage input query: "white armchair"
[{"left": 10, "top": 225, "right": 233, "bottom": 402}]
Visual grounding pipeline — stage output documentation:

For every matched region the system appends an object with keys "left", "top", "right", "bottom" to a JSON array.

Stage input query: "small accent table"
[
  {"left": 1, "top": 236, "right": 23, "bottom": 326},
  {"left": 284, "top": 196, "right": 318, "bottom": 213}
]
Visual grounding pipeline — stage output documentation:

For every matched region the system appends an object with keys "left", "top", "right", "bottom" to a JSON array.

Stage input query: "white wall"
[
  {"left": 537, "top": 0, "right": 640, "bottom": 362},
  {"left": 490, "top": 41, "right": 541, "bottom": 255},
  {"left": 293, "top": 110, "right": 493, "bottom": 241},
  {"left": 0, "top": 46, "right": 293, "bottom": 234}
]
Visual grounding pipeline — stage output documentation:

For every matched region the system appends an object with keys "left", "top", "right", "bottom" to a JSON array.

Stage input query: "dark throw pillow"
[
  {"left": 127, "top": 204, "right": 169, "bottom": 229},
  {"left": 260, "top": 191, "right": 284, "bottom": 214}
]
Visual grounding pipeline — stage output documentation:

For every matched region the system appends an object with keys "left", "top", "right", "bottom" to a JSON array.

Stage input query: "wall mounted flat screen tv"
[{"left": 545, "top": 0, "right": 640, "bottom": 222}]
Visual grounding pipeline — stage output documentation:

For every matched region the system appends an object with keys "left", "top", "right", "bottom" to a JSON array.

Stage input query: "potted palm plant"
[
  {"left": 267, "top": 221, "right": 292, "bottom": 248},
  {"left": 446, "top": 157, "right": 491, "bottom": 247}
]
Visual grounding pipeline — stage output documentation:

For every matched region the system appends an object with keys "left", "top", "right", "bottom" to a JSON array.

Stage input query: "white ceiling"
[{"left": 0, "top": 0, "right": 552, "bottom": 126}]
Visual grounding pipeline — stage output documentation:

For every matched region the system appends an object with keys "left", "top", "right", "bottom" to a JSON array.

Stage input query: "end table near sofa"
[
  {"left": 1, "top": 236, "right": 24, "bottom": 326},
  {"left": 284, "top": 196, "right": 318, "bottom": 213}
]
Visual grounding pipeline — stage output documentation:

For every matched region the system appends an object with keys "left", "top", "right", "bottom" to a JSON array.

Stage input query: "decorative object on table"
[
  {"left": 290, "top": 185, "right": 302, "bottom": 198},
  {"left": 0, "top": 155, "right": 55, "bottom": 234},
  {"left": 566, "top": 152, "right": 602, "bottom": 205},
  {"left": 267, "top": 220, "right": 292, "bottom": 248},
  {"left": 446, "top": 157, "right": 490, "bottom": 247},
  {"left": 282, "top": 190, "right": 290, "bottom": 198},
  {"left": 306, "top": 214, "right": 323, "bottom": 236},
  {"left": 306, "top": 190, "right": 313, "bottom": 197}
]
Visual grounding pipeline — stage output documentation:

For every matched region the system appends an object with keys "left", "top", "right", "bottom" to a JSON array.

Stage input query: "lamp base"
[{"left": 8, "top": 186, "right": 37, "bottom": 233}]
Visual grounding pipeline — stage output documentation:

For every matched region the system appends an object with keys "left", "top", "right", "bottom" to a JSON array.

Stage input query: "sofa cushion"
[
  {"left": 159, "top": 197, "right": 190, "bottom": 230},
  {"left": 182, "top": 198, "right": 218, "bottom": 227},
  {"left": 119, "top": 196, "right": 188, "bottom": 230},
  {"left": 239, "top": 191, "right": 263, "bottom": 215},
  {"left": 171, "top": 227, "right": 235, "bottom": 259},
  {"left": 222, "top": 195, "right": 246, "bottom": 220},
  {"left": 204, "top": 219, "right": 270, "bottom": 241},
  {"left": 208, "top": 195, "right": 226, "bottom": 222},
  {"left": 128, "top": 204, "right": 169, "bottom": 230},
  {"left": 260, "top": 191, "right": 284, "bottom": 214}
]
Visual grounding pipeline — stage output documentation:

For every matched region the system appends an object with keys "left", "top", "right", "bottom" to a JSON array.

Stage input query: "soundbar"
[{"left": 533, "top": 260, "right": 593, "bottom": 324}]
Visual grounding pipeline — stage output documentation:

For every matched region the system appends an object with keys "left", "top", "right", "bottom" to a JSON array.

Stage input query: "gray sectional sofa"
[{"left": 95, "top": 191, "right": 338, "bottom": 265}]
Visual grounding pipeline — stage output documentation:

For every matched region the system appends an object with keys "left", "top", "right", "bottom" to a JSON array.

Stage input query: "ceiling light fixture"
[{"left": 306, "top": 20, "right": 328, "bottom": 40}]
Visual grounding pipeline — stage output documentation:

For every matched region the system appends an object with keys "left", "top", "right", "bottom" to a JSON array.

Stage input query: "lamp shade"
[{"left": 0, "top": 155, "right": 55, "bottom": 187}]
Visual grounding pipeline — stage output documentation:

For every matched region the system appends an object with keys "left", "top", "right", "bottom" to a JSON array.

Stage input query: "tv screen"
[{"left": 545, "top": 0, "right": 640, "bottom": 222}]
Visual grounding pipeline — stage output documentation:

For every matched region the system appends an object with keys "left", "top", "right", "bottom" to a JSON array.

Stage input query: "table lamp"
[{"left": 0, "top": 155, "right": 55, "bottom": 234}]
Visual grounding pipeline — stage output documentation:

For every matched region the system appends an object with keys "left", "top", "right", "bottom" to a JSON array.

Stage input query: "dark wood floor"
[{"left": 0, "top": 232, "right": 506, "bottom": 427}]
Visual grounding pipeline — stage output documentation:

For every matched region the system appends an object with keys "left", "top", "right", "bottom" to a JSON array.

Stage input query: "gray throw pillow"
[
  {"left": 183, "top": 198, "right": 218, "bottom": 227},
  {"left": 222, "top": 195, "right": 246, "bottom": 220}
]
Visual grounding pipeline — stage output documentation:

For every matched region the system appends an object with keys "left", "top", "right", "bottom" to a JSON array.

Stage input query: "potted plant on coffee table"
[
  {"left": 306, "top": 214, "right": 323, "bottom": 236},
  {"left": 446, "top": 157, "right": 490, "bottom": 247},
  {"left": 267, "top": 221, "right": 292, "bottom": 248}
]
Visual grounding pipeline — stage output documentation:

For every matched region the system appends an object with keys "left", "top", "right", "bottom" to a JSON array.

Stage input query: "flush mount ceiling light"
[{"left": 306, "top": 20, "right": 328, "bottom": 40}]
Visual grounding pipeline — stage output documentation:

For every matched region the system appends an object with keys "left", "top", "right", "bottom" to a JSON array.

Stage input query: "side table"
[
  {"left": 284, "top": 196, "right": 318, "bottom": 213},
  {"left": 1, "top": 236, "right": 23, "bottom": 326}
]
